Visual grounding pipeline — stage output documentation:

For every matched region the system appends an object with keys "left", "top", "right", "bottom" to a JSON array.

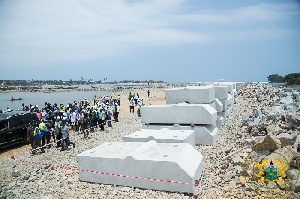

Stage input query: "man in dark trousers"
[
  {"left": 113, "top": 103, "right": 119, "bottom": 122},
  {"left": 147, "top": 90, "right": 150, "bottom": 98}
]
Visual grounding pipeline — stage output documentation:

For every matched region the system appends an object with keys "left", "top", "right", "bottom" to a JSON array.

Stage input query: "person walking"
[
  {"left": 117, "top": 95, "right": 121, "bottom": 106},
  {"left": 129, "top": 98, "right": 135, "bottom": 113},
  {"left": 81, "top": 113, "right": 90, "bottom": 139},
  {"left": 147, "top": 90, "right": 150, "bottom": 98},
  {"left": 128, "top": 92, "right": 132, "bottom": 101}
]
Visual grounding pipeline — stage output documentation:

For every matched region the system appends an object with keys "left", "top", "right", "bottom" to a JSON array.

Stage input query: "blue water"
[{"left": 0, "top": 90, "right": 117, "bottom": 111}]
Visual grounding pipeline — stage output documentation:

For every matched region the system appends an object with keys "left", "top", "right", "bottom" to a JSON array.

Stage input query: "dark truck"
[{"left": 0, "top": 111, "right": 39, "bottom": 148}]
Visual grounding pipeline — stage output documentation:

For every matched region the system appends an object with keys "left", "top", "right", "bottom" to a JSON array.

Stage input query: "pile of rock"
[
  {"left": 196, "top": 83, "right": 300, "bottom": 198},
  {"left": 240, "top": 84, "right": 300, "bottom": 194},
  {"left": 241, "top": 85, "right": 300, "bottom": 137}
]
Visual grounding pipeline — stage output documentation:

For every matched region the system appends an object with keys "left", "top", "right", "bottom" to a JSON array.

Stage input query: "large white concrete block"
[
  {"left": 165, "top": 86, "right": 215, "bottom": 104},
  {"left": 77, "top": 141, "right": 204, "bottom": 193},
  {"left": 141, "top": 104, "right": 217, "bottom": 126},
  {"left": 214, "top": 82, "right": 234, "bottom": 93},
  {"left": 123, "top": 129, "right": 195, "bottom": 147},
  {"left": 142, "top": 124, "right": 218, "bottom": 145},
  {"left": 214, "top": 86, "right": 228, "bottom": 100}
]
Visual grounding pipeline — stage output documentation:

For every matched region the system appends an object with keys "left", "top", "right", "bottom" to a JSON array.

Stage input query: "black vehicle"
[{"left": 0, "top": 111, "right": 39, "bottom": 148}]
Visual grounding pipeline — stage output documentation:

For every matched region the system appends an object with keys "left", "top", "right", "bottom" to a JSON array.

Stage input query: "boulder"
[
  {"left": 253, "top": 135, "right": 281, "bottom": 152},
  {"left": 286, "top": 113, "right": 300, "bottom": 128},
  {"left": 242, "top": 137, "right": 261, "bottom": 149},
  {"left": 276, "top": 133, "right": 297, "bottom": 146}
]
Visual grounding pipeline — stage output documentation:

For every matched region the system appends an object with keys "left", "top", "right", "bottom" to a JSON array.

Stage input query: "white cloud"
[{"left": 0, "top": 0, "right": 299, "bottom": 66}]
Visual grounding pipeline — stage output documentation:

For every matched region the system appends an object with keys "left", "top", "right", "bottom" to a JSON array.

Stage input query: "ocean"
[{"left": 0, "top": 90, "right": 120, "bottom": 111}]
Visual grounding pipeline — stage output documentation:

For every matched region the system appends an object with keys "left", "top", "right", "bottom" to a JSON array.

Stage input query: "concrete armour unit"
[
  {"left": 213, "top": 82, "right": 234, "bottom": 94},
  {"left": 141, "top": 104, "right": 217, "bottom": 126},
  {"left": 227, "top": 93, "right": 233, "bottom": 107},
  {"left": 165, "top": 86, "right": 215, "bottom": 104},
  {"left": 214, "top": 86, "right": 228, "bottom": 100},
  {"left": 212, "top": 98, "right": 223, "bottom": 113},
  {"left": 142, "top": 124, "right": 218, "bottom": 145},
  {"left": 77, "top": 141, "right": 204, "bottom": 193},
  {"left": 216, "top": 113, "right": 225, "bottom": 128},
  {"left": 123, "top": 129, "right": 195, "bottom": 147},
  {"left": 219, "top": 98, "right": 228, "bottom": 112}
]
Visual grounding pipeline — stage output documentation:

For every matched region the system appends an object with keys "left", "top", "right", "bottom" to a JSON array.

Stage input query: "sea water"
[{"left": 0, "top": 90, "right": 119, "bottom": 111}]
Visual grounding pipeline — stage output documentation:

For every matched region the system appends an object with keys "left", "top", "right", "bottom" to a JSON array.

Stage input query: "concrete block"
[
  {"left": 214, "top": 86, "right": 228, "bottom": 100},
  {"left": 142, "top": 124, "right": 218, "bottom": 145},
  {"left": 123, "top": 129, "right": 195, "bottom": 147},
  {"left": 77, "top": 141, "right": 204, "bottom": 193},
  {"left": 141, "top": 104, "right": 217, "bottom": 126},
  {"left": 226, "top": 105, "right": 233, "bottom": 117},
  {"left": 219, "top": 99, "right": 228, "bottom": 112},
  {"left": 216, "top": 113, "right": 225, "bottom": 128},
  {"left": 214, "top": 82, "right": 234, "bottom": 93},
  {"left": 214, "top": 98, "right": 223, "bottom": 113},
  {"left": 165, "top": 86, "right": 215, "bottom": 104},
  {"left": 227, "top": 93, "right": 233, "bottom": 106}
]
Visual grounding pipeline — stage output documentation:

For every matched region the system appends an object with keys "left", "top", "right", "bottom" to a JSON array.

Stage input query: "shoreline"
[{"left": 0, "top": 84, "right": 299, "bottom": 198}]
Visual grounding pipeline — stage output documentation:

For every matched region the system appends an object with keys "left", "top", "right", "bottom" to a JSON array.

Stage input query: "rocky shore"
[{"left": 0, "top": 84, "right": 299, "bottom": 198}]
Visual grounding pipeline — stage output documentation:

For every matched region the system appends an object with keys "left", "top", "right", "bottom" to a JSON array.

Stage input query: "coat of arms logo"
[
  {"left": 256, "top": 158, "right": 287, "bottom": 184},
  {"left": 243, "top": 142, "right": 300, "bottom": 198}
]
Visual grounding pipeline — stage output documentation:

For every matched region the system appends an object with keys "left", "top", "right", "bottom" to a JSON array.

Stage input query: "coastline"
[{"left": 0, "top": 84, "right": 299, "bottom": 198}]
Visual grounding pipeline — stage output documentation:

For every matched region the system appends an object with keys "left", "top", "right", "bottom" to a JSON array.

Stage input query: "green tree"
[
  {"left": 267, "top": 74, "right": 284, "bottom": 83},
  {"left": 284, "top": 73, "right": 300, "bottom": 85}
]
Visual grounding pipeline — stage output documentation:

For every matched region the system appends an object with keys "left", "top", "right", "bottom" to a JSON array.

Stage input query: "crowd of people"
[
  {"left": 128, "top": 92, "right": 145, "bottom": 117},
  {"left": 21, "top": 91, "right": 149, "bottom": 154},
  {"left": 26, "top": 95, "right": 121, "bottom": 154}
]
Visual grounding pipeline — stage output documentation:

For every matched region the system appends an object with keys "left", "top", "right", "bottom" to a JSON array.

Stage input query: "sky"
[{"left": 0, "top": 0, "right": 299, "bottom": 83}]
